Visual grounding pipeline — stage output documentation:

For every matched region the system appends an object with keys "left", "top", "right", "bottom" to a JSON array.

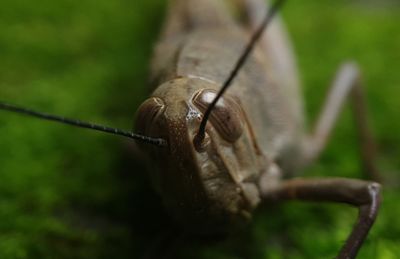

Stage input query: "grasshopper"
[{"left": 0, "top": 0, "right": 381, "bottom": 258}]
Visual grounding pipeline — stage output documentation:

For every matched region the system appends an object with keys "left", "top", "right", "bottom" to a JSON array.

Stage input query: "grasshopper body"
[
  {"left": 0, "top": 0, "right": 383, "bottom": 258},
  {"left": 135, "top": 2, "right": 382, "bottom": 258},
  {"left": 136, "top": 0, "right": 306, "bottom": 233}
]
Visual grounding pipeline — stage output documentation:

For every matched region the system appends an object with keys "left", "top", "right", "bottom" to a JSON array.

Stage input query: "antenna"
[
  {"left": 0, "top": 101, "right": 167, "bottom": 147},
  {"left": 194, "top": 0, "right": 287, "bottom": 146}
]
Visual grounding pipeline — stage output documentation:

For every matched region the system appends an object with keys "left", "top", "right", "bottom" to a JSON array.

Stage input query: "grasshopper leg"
[
  {"left": 304, "top": 62, "right": 381, "bottom": 181},
  {"left": 261, "top": 178, "right": 381, "bottom": 259}
]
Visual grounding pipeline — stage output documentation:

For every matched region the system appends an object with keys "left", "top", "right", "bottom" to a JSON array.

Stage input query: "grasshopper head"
[{"left": 135, "top": 77, "right": 265, "bottom": 234}]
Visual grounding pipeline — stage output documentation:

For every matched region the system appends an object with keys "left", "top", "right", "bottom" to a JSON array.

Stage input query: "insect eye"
[
  {"left": 135, "top": 97, "right": 165, "bottom": 134},
  {"left": 193, "top": 89, "right": 244, "bottom": 143}
]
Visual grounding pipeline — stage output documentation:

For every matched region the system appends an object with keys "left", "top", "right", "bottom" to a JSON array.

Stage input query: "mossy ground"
[{"left": 0, "top": 0, "right": 399, "bottom": 258}]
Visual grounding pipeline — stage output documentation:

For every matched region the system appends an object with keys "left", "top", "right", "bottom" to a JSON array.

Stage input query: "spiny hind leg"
[{"left": 303, "top": 62, "right": 381, "bottom": 182}]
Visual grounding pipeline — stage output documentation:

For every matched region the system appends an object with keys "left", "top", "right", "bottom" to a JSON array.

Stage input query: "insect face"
[{"left": 135, "top": 77, "right": 266, "bottom": 234}]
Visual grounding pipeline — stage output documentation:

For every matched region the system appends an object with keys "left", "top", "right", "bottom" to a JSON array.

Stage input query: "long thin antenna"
[
  {"left": 194, "top": 0, "right": 287, "bottom": 146},
  {"left": 0, "top": 101, "right": 167, "bottom": 147}
]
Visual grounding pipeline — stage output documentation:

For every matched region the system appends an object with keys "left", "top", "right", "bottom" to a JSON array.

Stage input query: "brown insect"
[{"left": 0, "top": 0, "right": 381, "bottom": 258}]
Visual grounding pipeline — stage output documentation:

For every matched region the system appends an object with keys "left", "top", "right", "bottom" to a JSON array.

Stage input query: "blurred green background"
[{"left": 0, "top": 0, "right": 399, "bottom": 258}]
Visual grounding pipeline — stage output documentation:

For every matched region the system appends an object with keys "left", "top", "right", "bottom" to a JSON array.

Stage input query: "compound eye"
[
  {"left": 193, "top": 89, "right": 244, "bottom": 143},
  {"left": 135, "top": 97, "right": 165, "bottom": 134}
]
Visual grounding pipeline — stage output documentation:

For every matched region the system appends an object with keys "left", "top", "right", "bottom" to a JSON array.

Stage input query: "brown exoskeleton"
[
  {"left": 0, "top": 0, "right": 381, "bottom": 258},
  {"left": 135, "top": 0, "right": 381, "bottom": 258}
]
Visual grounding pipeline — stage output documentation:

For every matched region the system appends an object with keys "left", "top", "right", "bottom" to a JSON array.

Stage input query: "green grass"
[{"left": 0, "top": 0, "right": 399, "bottom": 258}]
